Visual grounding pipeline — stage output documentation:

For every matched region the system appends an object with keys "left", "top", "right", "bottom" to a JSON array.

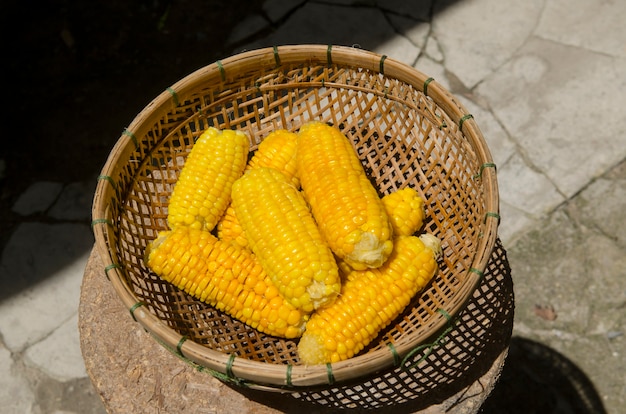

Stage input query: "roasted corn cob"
[
  {"left": 145, "top": 226, "right": 308, "bottom": 339},
  {"left": 231, "top": 167, "right": 341, "bottom": 313},
  {"left": 297, "top": 234, "right": 441, "bottom": 364},
  {"left": 381, "top": 187, "right": 426, "bottom": 237},
  {"left": 167, "top": 127, "right": 249, "bottom": 231},
  {"left": 296, "top": 121, "right": 393, "bottom": 270},
  {"left": 216, "top": 129, "right": 299, "bottom": 247}
]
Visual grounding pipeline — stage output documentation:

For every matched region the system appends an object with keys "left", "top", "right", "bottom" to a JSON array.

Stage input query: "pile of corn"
[{"left": 144, "top": 121, "right": 442, "bottom": 365}]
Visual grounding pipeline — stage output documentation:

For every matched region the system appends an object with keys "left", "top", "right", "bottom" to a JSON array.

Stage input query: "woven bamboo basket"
[{"left": 92, "top": 45, "right": 499, "bottom": 395}]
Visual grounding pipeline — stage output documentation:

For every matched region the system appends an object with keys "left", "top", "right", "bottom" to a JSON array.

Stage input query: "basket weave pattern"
[{"left": 92, "top": 45, "right": 499, "bottom": 391}]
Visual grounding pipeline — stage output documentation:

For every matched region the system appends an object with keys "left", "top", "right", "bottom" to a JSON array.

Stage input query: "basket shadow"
[
  {"left": 231, "top": 238, "right": 515, "bottom": 412},
  {"left": 480, "top": 336, "right": 607, "bottom": 414}
]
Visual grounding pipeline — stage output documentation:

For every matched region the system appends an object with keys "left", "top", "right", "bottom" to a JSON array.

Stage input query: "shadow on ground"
[
  {"left": 233, "top": 336, "right": 607, "bottom": 413},
  {"left": 481, "top": 336, "right": 606, "bottom": 414}
]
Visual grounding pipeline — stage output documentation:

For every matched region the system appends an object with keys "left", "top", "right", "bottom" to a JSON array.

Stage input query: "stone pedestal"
[{"left": 79, "top": 242, "right": 513, "bottom": 413}]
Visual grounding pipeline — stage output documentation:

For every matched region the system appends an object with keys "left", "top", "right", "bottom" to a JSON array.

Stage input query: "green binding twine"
[
  {"left": 401, "top": 308, "right": 455, "bottom": 370},
  {"left": 379, "top": 54, "right": 387, "bottom": 74},
  {"left": 327, "top": 44, "right": 333, "bottom": 66},
  {"left": 103, "top": 263, "right": 120, "bottom": 281},
  {"left": 129, "top": 301, "right": 146, "bottom": 322},
  {"left": 90, "top": 217, "right": 111, "bottom": 229},
  {"left": 458, "top": 113, "right": 474, "bottom": 130},
  {"left": 326, "top": 363, "right": 335, "bottom": 385},
  {"left": 387, "top": 342, "right": 400, "bottom": 366},
  {"left": 473, "top": 162, "right": 497, "bottom": 180},
  {"left": 166, "top": 87, "right": 180, "bottom": 107},
  {"left": 423, "top": 77, "right": 435, "bottom": 96},
  {"left": 273, "top": 45, "right": 281, "bottom": 67},
  {"left": 176, "top": 335, "right": 188, "bottom": 356},
  {"left": 122, "top": 128, "right": 139, "bottom": 150},
  {"left": 96, "top": 175, "right": 116, "bottom": 191},
  {"left": 226, "top": 354, "right": 236, "bottom": 379},
  {"left": 216, "top": 60, "right": 226, "bottom": 81},
  {"left": 286, "top": 364, "right": 293, "bottom": 387}
]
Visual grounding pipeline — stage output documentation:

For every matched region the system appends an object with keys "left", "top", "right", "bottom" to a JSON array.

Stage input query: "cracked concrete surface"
[{"left": 1, "top": 0, "right": 624, "bottom": 412}]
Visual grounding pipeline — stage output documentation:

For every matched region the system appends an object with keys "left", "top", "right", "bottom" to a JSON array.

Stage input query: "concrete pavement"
[{"left": 1, "top": 0, "right": 624, "bottom": 412}]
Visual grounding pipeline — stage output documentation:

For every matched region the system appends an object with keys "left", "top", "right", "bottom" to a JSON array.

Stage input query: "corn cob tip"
[
  {"left": 419, "top": 233, "right": 442, "bottom": 260},
  {"left": 382, "top": 187, "right": 426, "bottom": 237},
  {"left": 307, "top": 281, "right": 340, "bottom": 310},
  {"left": 297, "top": 332, "right": 326, "bottom": 365},
  {"left": 144, "top": 231, "right": 170, "bottom": 264},
  {"left": 343, "top": 232, "right": 394, "bottom": 270}
]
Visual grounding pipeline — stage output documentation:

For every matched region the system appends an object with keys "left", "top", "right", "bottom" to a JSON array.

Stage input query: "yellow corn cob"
[
  {"left": 215, "top": 204, "right": 249, "bottom": 248},
  {"left": 216, "top": 129, "right": 299, "bottom": 247},
  {"left": 167, "top": 127, "right": 249, "bottom": 231},
  {"left": 145, "top": 226, "right": 308, "bottom": 339},
  {"left": 297, "top": 234, "right": 441, "bottom": 364},
  {"left": 381, "top": 187, "right": 426, "bottom": 237},
  {"left": 296, "top": 121, "right": 393, "bottom": 270},
  {"left": 245, "top": 129, "right": 300, "bottom": 187},
  {"left": 231, "top": 167, "right": 341, "bottom": 313}
]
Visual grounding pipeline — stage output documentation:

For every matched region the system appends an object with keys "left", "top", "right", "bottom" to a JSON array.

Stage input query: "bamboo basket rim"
[{"left": 92, "top": 44, "right": 499, "bottom": 390}]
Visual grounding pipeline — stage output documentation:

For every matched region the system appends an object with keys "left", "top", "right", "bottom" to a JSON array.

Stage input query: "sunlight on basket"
[{"left": 91, "top": 44, "right": 499, "bottom": 393}]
